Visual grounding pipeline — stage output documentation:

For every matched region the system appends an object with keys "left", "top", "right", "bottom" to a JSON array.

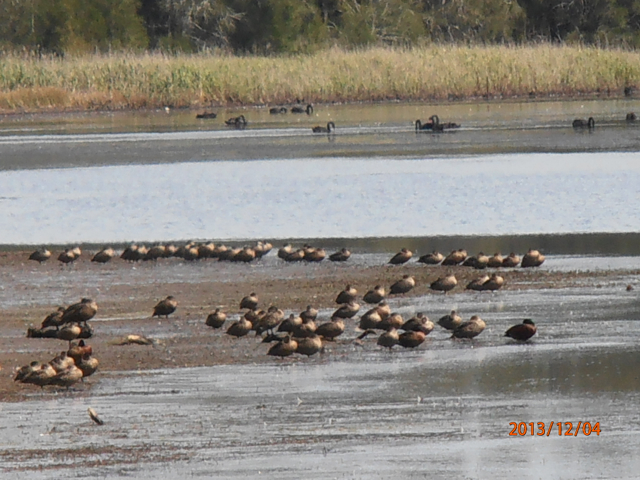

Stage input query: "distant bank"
[{"left": 0, "top": 45, "right": 638, "bottom": 114}]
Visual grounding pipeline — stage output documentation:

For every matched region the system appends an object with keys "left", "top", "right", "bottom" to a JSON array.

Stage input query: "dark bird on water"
[{"left": 291, "top": 104, "right": 313, "bottom": 114}]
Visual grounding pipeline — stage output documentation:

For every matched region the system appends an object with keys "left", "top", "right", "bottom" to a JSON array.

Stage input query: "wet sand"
[{"left": 1, "top": 249, "right": 637, "bottom": 402}]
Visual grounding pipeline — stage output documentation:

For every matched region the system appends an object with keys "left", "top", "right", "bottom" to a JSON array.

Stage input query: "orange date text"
[{"left": 509, "top": 421, "right": 601, "bottom": 437}]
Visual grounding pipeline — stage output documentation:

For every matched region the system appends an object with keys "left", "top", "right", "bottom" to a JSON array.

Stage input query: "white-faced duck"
[
  {"left": 451, "top": 315, "right": 486, "bottom": 340},
  {"left": 29, "top": 248, "right": 51, "bottom": 263},
  {"left": 388, "top": 248, "right": 413, "bottom": 265},
  {"left": 329, "top": 248, "right": 351, "bottom": 262},
  {"left": 152, "top": 296, "right": 177, "bottom": 318}
]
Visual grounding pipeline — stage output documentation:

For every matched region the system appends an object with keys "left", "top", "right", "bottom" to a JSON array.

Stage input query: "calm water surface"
[{"left": 0, "top": 99, "right": 639, "bottom": 244}]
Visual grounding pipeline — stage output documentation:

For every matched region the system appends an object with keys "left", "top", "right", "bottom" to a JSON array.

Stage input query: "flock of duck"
[
  {"left": 15, "top": 243, "right": 545, "bottom": 389},
  {"left": 15, "top": 298, "right": 99, "bottom": 390},
  {"left": 27, "top": 242, "right": 545, "bottom": 271}
]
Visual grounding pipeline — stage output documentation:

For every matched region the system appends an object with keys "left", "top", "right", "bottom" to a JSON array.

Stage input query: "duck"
[
  {"left": 58, "top": 249, "right": 78, "bottom": 265},
  {"left": 312, "top": 121, "right": 335, "bottom": 133},
  {"left": 120, "top": 244, "right": 140, "bottom": 261},
  {"left": 41, "top": 306, "right": 66, "bottom": 330},
  {"left": 295, "top": 334, "right": 323, "bottom": 356},
  {"left": 225, "top": 115, "right": 247, "bottom": 128},
  {"left": 152, "top": 296, "right": 178, "bottom": 318},
  {"left": 267, "top": 335, "right": 298, "bottom": 358},
  {"left": 49, "top": 351, "right": 76, "bottom": 372},
  {"left": 29, "top": 248, "right": 51, "bottom": 263},
  {"left": 430, "top": 274, "right": 458, "bottom": 293},
  {"left": 315, "top": 317, "right": 345, "bottom": 340},
  {"left": 269, "top": 107, "right": 287, "bottom": 114},
  {"left": 240, "top": 293, "right": 259, "bottom": 310},
  {"left": 437, "top": 310, "right": 463, "bottom": 330},
  {"left": 333, "top": 301, "right": 361, "bottom": 319},
  {"left": 502, "top": 252, "right": 521, "bottom": 268},
  {"left": 487, "top": 253, "right": 504, "bottom": 268},
  {"left": 196, "top": 111, "right": 217, "bottom": 119},
  {"left": 205, "top": 308, "right": 227, "bottom": 329},
  {"left": 76, "top": 353, "right": 99, "bottom": 379},
  {"left": 14, "top": 361, "right": 41, "bottom": 383},
  {"left": 144, "top": 245, "right": 167, "bottom": 261},
  {"left": 292, "top": 104, "right": 313, "bottom": 115},
  {"left": 58, "top": 323, "right": 82, "bottom": 346},
  {"left": 226, "top": 318, "right": 253, "bottom": 338},
  {"left": 278, "top": 314, "right": 303, "bottom": 333},
  {"left": 363, "top": 285, "right": 385, "bottom": 304},
  {"left": 379, "top": 312, "right": 404, "bottom": 331},
  {"left": 466, "top": 274, "right": 490, "bottom": 291},
  {"left": 505, "top": 319, "right": 537, "bottom": 341},
  {"left": 67, "top": 339, "right": 92, "bottom": 363},
  {"left": 398, "top": 331, "right": 427, "bottom": 348},
  {"left": 572, "top": 117, "right": 595, "bottom": 129},
  {"left": 329, "top": 248, "right": 351, "bottom": 262},
  {"left": 163, "top": 244, "right": 177, "bottom": 257},
  {"left": 62, "top": 298, "right": 98, "bottom": 325},
  {"left": 277, "top": 244, "right": 293, "bottom": 259},
  {"left": 389, "top": 275, "right": 416, "bottom": 295},
  {"left": 49, "top": 364, "right": 84, "bottom": 389},
  {"left": 358, "top": 308, "right": 383, "bottom": 330},
  {"left": 417, "top": 251, "right": 444, "bottom": 265},
  {"left": 336, "top": 284, "right": 358, "bottom": 304},
  {"left": 388, "top": 248, "right": 413, "bottom": 265},
  {"left": 442, "top": 249, "right": 468, "bottom": 265},
  {"left": 480, "top": 273, "right": 505, "bottom": 291},
  {"left": 462, "top": 252, "right": 489, "bottom": 269},
  {"left": 300, "top": 305, "right": 318, "bottom": 322},
  {"left": 401, "top": 313, "right": 434, "bottom": 335},
  {"left": 521, "top": 249, "right": 546, "bottom": 268},
  {"left": 626, "top": 112, "right": 637, "bottom": 122},
  {"left": 233, "top": 246, "right": 257, "bottom": 263},
  {"left": 257, "top": 306, "right": 284, "bottom": 335},
  {"left": 21, "top": 363, "right": 56, "bottom": 388},
  {"left": 285, "top": 248, "right": 306, "bottom": 262},
  {"left": 374, "top": 301, "right": 391, "bottom": 320},
  {"left": 451, "top": 315, "right": 486, "bottom": 339},
  {"left": 305, "top": 248, "right": 326, "bottom": 262},
  {"left": 292, "top": 319, "right": 316, "bottom": 339},
  {"left": 91, "top": 247, "right": 116, "bottom": 263},
  {"left": 377, "top": 328, "right": 399, "bottom": 349}
]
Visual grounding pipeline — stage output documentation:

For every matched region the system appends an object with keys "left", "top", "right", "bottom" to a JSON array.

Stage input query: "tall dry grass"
[{"left": 0, "top": 45, "right": 639, "bottom": 112}]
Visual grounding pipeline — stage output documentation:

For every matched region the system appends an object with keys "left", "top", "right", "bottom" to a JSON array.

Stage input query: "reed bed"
[{"left": 1, "top": 44, "right": 639, "bottom": 112}]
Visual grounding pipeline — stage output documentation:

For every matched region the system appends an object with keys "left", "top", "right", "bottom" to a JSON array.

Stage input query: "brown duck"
[
  {"left": 401, "top": 313, "right": 434, "bottom": 335},
  {"left": 226, "top": 318, "right": 253, "bottom": 338},
  {"left": 398, "top": 331, "right": 426, "bottom": 348},
  {"left": 295, "top": 334, "right": 323, "bottom": 356},
  {"left": 437, "top": 310, "right": 463, "bottom": 330},
  {"left": 417, "top": 251, "right": 444, "bottom": 265},
  {"left": 442, "top": 249, "right": 467, "bottom": 266},
  {"left": 336, "top": 285, "right": 358, "bottom": 304},
  {"left": 452, "top": 315, "right": 486, "bottom": 339},
  {"left": 315, "top": 317, "right": 345, "bottom": 340},
  {"left": 91, "top": 247, "right": 116, "bottom": 263},
  {"left": 205, "top": 308, "right": 227, "bottom": 329},
  {"left": 505, "top": 319, "right": 537, "bottom": 341},
  {"left": 502, "top": 252, "right": 521, "bottom": 268},
  {"left": 363, "top": 285, "right": 385, "bottom": 304},
  {"left": 377, "top": 328, "right": 399, "bottom": 349},
  {"left": 486, "top": 253, "right": 504, "bottom": 268},
  {"left": 329, "top": 248, "right": 351, "bottom": 262},
  {"left": 62, "top": 298, "right": 98, "bottom": 325},
  {"left": 388, "top": 248, "right": 413, "bottom": 265},
  {"left": 240, "top": 293, "right": 259, "bottom": 310},
  {"left": 29, "top": 248, "right": 51, "bottom": 263},
  {"left": 521, "top": 249, "right": 546, "bottom": 268},
  {"left": 430, "top": 274, "right": 457, "bottom": 293},
  {"left": 152, "top": 296, "right": 178, "bottom": 318},
  {"left": 267, "top": 335, "right": 298, "bottom": 357},
  {"left": 389, "top": 275, "right": 416, "bottom": 295}
]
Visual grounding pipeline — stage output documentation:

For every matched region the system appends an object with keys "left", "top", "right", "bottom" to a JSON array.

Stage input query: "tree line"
[{"left": 2, "top": 0, "right": 640, "bottom": 54}]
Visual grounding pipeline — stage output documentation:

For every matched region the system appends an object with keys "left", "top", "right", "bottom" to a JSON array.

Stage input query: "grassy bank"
[{"left": 1, "top": 45, "right": 639, "bottom": 113}]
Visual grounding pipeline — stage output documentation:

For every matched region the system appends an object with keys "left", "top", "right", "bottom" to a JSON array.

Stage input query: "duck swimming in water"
[{"left": 312, "top": 122, "right": 335, "bottom": 133}]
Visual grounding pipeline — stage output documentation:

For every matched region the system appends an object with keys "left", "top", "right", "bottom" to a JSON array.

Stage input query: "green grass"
[{"left": 1, "top": 44, "right": 639, "bottom": 112}]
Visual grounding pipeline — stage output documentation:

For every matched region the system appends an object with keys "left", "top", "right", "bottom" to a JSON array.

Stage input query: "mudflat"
[{"left": 2, "top": 249, "right": 637, "bottom": 402}]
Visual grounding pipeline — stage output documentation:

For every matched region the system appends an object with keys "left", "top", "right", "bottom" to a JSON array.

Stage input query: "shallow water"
[{"left": 2, "top": 282, "right": 640, "bottom": 479}]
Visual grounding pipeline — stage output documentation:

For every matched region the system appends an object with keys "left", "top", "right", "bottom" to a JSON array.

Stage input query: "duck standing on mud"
[
  {"left": 505, "top": 319, "right": 537, "bottom": 342},
  {"left": 152, "top": 296, "right": 178, "bottom": 318}
]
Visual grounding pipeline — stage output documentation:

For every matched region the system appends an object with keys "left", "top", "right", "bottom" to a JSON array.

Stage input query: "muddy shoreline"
[{"left": 2, "top": 248, "right": 637, "bottom": 403}]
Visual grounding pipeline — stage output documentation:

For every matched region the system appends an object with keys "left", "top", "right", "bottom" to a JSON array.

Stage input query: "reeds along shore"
[{"left": 1, "top": 45, "right": 639, "bottom": 112}]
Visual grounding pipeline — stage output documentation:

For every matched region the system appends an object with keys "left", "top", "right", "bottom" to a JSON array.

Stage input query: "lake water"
[
  {"left": 2, "top": 100, "right": 640, "bottom": 479},
  {"left": 0, "top": 99, "right": 639, "bottom": 245}
]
